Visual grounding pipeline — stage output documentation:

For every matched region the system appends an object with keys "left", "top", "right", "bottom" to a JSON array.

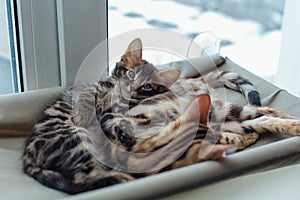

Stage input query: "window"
[
  {"left": 0, "top": 0, "right": 21, "bottom": 95},
  {"left": 16, "top": 0, "right": 107, "bottom": 91},
  {"left": 6, "top": 0, "right": 298, "bottom": 96},
  {"left": 108, "top": 0, "right": 286, "bottom": 83},
  {"left": 274, "top": 0, "right": 300, "bottom": 97}
]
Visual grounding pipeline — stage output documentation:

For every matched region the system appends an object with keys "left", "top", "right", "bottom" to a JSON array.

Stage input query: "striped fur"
[
  {"left": 23, "top": 62, "right": 180, "bottom": 194},
  {"left": 203, "top": 70, "right": 261, "bottom": 106},
  {"left": 23, "top": 38, "right": 298, "bottom": 194}
]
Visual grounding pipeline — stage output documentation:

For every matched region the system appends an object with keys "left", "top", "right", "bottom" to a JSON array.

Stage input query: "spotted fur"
[
  {"left": 23, "top": 39, "right": 183, "bottom": 194},
  {"left": 23, "top": 51, "right": 181, "bottom": 194},
  {"left": 23, "top": 38, "right": 284, "bottom": 194}
]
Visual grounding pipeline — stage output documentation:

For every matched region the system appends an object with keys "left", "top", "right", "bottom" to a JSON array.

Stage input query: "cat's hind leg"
[
  {"left": 242, "top": 116, "right": 300, "bottom": 136},
  {"left": 220, "top": 115, "right": 300, "bottom": 136},
  {"left": 211, "top": 101, "right": 298, "bottom": 123},
  {"left": 257, "top": 107, "right": 298, "bottom": 119}
]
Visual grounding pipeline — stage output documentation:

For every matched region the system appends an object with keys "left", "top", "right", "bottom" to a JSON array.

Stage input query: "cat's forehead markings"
[{"left": 134, "top": 70, "right": 143, "bottom": 80}]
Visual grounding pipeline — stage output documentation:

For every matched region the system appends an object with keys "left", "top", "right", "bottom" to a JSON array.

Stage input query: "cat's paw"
[
  {"left": 240, "top": 132, "right": 259, "bottom": 149},
  {"left": 219, "top": 132, "right": 259, "bottom": 150},
  {"left": 111, "top": 172, "right": 135, "bottom": 183},
  {"left": 115, "top": 120, "right": 136, "bottom": 148},
  {"left": 286, "top": 120, "right": 300, "bottom": 136}
]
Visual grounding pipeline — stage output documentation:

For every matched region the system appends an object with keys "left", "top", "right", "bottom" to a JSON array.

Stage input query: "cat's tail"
[
  {"left": 203, "top": 71, "right": 261, "bottom": 106},
  {"left": 23, "top": 162, "right": 133, "bottom": 194}
]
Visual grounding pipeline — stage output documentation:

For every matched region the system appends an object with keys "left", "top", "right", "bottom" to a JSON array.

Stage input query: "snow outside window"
[{"left": 108, "top": 0, "right": 286, "bottom": 84}]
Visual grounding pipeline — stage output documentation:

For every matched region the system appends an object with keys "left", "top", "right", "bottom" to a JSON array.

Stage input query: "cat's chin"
[{"left": 129, "top": 92, "right": 142, "bottom": 101}]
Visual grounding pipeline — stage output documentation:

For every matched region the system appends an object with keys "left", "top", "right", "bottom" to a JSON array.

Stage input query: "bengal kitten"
[
  {"left": 22, "top": 61, "right": 180, "bottom": 193},
  {"left": 23, "top": 38, "right": 277, "bottom": 194}
]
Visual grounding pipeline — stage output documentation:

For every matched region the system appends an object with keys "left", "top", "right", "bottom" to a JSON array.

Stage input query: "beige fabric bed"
[{"left": 0, "top": 55, "right": 300, "bottom": 200}]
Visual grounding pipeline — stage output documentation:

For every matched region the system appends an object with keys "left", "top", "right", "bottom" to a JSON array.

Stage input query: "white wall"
[
  {"left": 275, "top": 0, "right": 300, "bottom": 96},
  {"left": 57, "top": 0, "right": 107, "bottom": 86},
  {"left": 0, "top": 0, "right": 10, "bottom": 59}
]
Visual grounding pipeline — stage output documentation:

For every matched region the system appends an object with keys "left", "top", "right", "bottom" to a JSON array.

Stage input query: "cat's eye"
[
  {"left": 142, "top": 83, "right": 152, "bottom": 91},
  {"left": 127, "top": 70, "right": 135, "bottom": 79},
  {"left": 135, "top": 114, "right": 148, "bottom": 119}
]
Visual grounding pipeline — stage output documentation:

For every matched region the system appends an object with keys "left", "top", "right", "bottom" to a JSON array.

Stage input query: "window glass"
[
  {"left": 0, "top": 0, "right": 20, "bottom": 95},
  {"left": 108, "top": 0, "right": 286, "bottom": 82}
]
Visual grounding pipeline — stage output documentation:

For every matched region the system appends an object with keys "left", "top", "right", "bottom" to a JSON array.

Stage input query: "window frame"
[
  {"left": 275, "top": 0, "right": 300, "bottom": 97},
  {"left": 16, "top": 0, "right": 108, "bottom": 91},
  {"left": 6, "top": 0, "right": 22, "bottom": 93}
]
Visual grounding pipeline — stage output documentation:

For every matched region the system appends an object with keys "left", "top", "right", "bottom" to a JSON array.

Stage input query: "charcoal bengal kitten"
[{"left": 23, "top": 38, "right": 284, "bottom": 194}]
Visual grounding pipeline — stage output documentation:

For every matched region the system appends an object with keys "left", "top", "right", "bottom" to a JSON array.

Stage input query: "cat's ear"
[
  {"left": 183, "top": 94, "right": 211, "bottom": 125},
  {"left": 158, "top": 69, "right": 181, "bottom": 88},
  {"left": 121, "top": 38, "right": 143, "bottom": 68},
  {"left": 126, "top": 38, "right": 142, "bottom": 59}
]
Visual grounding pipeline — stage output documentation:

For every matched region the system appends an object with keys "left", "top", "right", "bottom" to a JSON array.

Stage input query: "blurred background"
[
  {"left": 3, "top": 0, "right": 299, "bottom": 96},
  {"left": 109, "top": 0, "right": 286, "bottom": 82}
]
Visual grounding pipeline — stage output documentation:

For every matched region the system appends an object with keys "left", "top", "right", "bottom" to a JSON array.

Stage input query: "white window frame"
[
  {"left": 16, "top": 0, "right": 107, "bottom": 91},
  {"left": 275, "top": 0, "right": 300, "bottom": 97}
]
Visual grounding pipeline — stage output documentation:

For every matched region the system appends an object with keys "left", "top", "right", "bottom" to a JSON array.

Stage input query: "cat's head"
[
  {"left": 117, "top": 63, "right": 181, "bottom": 101},
  {"left": 113, "top": 38, "right": 148, "bottom": 78}
]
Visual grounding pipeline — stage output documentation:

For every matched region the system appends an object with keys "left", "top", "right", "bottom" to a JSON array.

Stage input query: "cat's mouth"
[{"left": 130, "top": 91, "right": 141, "bottom": 99}]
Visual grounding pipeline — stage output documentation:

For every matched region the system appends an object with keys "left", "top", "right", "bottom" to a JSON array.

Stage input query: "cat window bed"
[{"left": 0, "top": 55, "right": 300, "bottom": 200}]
